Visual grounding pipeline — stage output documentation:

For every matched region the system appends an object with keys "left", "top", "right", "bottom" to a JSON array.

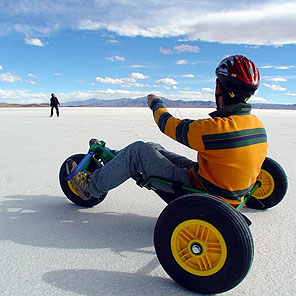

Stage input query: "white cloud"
[
  {"left": 79, "top": 20, "right": 104, "bottom": 31},
  {"left": 275, "top": 66, "right": 295, "bottom": 70},
  {"left": 261, "top": 65, "right": 295, "bottom": 70},
  {"left": 24, "top": 37, "right": 45, "bottom": 47},
  {"left": 156, "top": 78, "right": 178, "bottom": 85},
  {"left": 177, "top": 90, "right": 204, "bottom": 100},
  {"left": 174, "top": 44, "right": 199, "bottom": 53},
  {"left": 176, "top": 60, "right": 189, "bottom": 65},
  {"left": 129, "top": 72, "right": 149, "bottom": 79},
  {"left": 59, "top": 89, "right": 151, "bottom": 101},
  {"left": 28, "top": 73, "right": 37, "bottom": 78},
  {"left": 178, "top": 90, "right": 202, "bottom": 95},
  {"left": 245, "top": 45, "right": 260, "bottom": 49},
  {"left": 2, "top": 1, "right": 296, "bottom": 46},
  {"left": 54, "top": 72, "right": 60, "bottom": 76},
  {"left": 130, "top": 64, "right": 145, "bottom": 68},
  {"left": 105, "top": 56, "right": 125, "bottom": 62},
  {"left": 0, "top": 86, "right": 271, "bottom": 104},
  {"left": 160, "top": 44, "right": 199, "bottom": 55},
  {"left": 26, "top": 80, "right": 37, "bottom": 85},
  {"left": 107, "top": 39, "right": 118, "bottom": 43},
  {"left": 200, "top": 87, "right": 214, "bottom": 93},
  {"left": 96, "top": 76, "right": 135, "bottom": 85},
  {"left": 95, "top": 75, "right": 150, "bottom": 88},
  {"left": 173, "top": 88, "right": 214, "bottom": 100},
  {"left": 263, "top": 83, "right": 286, "bottom": 91},
  {"left": 286, "top": 92, "right": 296, "bottom": 96},
  {"left": 78, "top": 2, "right": 296, "bottom": 46},
  {"left": 248, "top": 96, "right": 271, "bottom": 103},
  {"left": 0, "top": 72, "right": 21, "bottom": 83},
  {"left": 0, "top": 65, "right": 3, "bottom": 70},
  {"left": 160, "top": 47, "right": 173, "bottom": 55},
  {"left": 0, "top": 88, "right": 150, "bottom": 103},
  {"left": 0, "top": 88, "right": 47, "bottom": 103},
  {"left": 0, "top": 87, "right": 212, "bottom": 104},
  {"left": 121, "top": 82, "right": 149, "bottom": 88},
  {"left": 182, "top": 74, "right": 195, "bottom": 78},
  {"left": 164, "top": 91, "right": 215, "bottom": 101},
  {"left": 265, "top": 77, "right": 287, "bottom": 82}
]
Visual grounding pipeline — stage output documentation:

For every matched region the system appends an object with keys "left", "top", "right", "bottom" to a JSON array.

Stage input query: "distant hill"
[
  {"left": 250, "top": 103, "right": 296, "bottom": 110},
  {"left": 1, "top": 97, "right": 295, "bottom": 109},
  {"left": 62, "top": 97, "right": 217, "bottom": 108},
  {"left": 0, "top": 102, "right": 49, "bottom": 108},
  {"left": 62, "top": 97, "right": 296, "bottom": 110}
]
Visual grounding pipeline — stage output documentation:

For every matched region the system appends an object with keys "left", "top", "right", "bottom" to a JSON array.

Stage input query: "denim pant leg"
[
  {"left": 88, "top": 141, "right": 194, "bottom": 197},
  {"left": 146, "top": 142, "right": 196, "bottom": 169},
  {"left": 112, "top": 142, "right": 196, "bottom": 168}
]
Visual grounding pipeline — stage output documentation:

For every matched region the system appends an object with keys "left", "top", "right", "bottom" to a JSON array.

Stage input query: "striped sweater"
[{"left": 150, "top": 99, "right": 268, "bottom": 205}]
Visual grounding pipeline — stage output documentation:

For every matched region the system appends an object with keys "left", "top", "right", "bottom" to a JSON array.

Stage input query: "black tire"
[
  {"left": 154, "top": 194, "right": 254, "bottom": 294},
  {"left": 246, "top": 157, "right": 288, "bottom": 210},
  {"left": 59, "top": 154, "right": 107, "bottom": 207}
]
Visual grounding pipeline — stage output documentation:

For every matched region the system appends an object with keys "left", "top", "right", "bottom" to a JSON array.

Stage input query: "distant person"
[
  {"left": 66, "top": 55, "right": 267, "bottom": 207},
  {"left": 50, "top": 93, "right": 60, "bottom": 117}
]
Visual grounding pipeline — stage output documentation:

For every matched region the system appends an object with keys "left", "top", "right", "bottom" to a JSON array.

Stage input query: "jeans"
[
  {"left": 88, "top": 141, "right": 196, "bottom": 197},
  {"left": 50, "top": 106, "right": 59, "bottom": 117}
]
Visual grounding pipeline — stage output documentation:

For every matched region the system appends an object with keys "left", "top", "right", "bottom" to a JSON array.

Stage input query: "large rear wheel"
[{"left": 154, "top": 194, "right": 254, "bottom": 294}]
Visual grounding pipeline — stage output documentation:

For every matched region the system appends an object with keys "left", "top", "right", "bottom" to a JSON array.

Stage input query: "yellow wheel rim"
[
  {"left": 254, "top": 169, "right": 275, "bottom": 200},
  {"left": 68, "top": 180, "right": 79, "bottom": 196},
  {"left": 171, "top": 219, "right": 227, "bottom": 276}
]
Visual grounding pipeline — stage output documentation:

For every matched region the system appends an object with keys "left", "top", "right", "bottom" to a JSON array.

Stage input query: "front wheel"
[
  {"left": 246, "top": 157, "right": 288, "bottom": 210},
  {"left": 59, "top": 154, "right": 107, "bottom": 207},
  {"left": 154, "top": 194, "right": 254, "bottom": 294}
]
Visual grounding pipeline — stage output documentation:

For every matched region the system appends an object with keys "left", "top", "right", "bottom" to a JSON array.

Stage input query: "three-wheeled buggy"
[{"left": 59, "top": 139, "right": 287, "bottom": 294}]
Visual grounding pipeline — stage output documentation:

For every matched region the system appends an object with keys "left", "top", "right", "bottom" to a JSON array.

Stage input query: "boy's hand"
[{"left": 147, "top": 94, "right": 160, "bottom": 107}]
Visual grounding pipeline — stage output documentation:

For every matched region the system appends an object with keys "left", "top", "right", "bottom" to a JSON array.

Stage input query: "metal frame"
[{"left": 65, "top": 139, "right": 261, "bottom": 212}]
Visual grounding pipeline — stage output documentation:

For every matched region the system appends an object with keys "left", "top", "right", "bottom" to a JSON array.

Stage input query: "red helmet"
[{"left": 215, "top": 55, "right": 260, "bottom": 100}]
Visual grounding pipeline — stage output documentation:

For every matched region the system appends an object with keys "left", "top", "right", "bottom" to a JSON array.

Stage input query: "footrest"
[{"left": 65, "top": 151, "right": 94, "bottom": 180}]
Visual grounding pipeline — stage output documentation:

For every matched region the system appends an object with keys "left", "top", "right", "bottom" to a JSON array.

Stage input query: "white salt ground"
[{"left": 0, "top": 107, "right": 295, "bottom": 296}]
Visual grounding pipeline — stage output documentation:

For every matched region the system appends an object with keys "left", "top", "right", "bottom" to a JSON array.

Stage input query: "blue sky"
[{"left": 0, "top": 0, "right": 296, "bottom": 104}]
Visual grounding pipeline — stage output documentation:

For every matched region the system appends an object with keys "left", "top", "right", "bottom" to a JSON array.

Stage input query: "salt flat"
[{"left": 0, "top": 107, "right": 295, "bottom": 296}]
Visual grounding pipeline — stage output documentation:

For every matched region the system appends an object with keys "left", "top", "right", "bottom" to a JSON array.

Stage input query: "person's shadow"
[{"left": 1, "top": 194, "right": 201, "bottom": 295}]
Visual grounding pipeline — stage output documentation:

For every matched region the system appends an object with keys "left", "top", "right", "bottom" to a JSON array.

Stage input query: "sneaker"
[{"left": 66, "top": 159, "right": 93, "bottom": 201}]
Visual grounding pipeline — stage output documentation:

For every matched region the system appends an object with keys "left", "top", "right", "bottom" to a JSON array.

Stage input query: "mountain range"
[
  {"left": 1, "top": 97, "right": 295, "bottom": 109},
  {"left": 62, "top": 97, "right": 217, "bottom": 108},
  {"left": 62, "top": 97, "right": 296, "bottom": 110}
]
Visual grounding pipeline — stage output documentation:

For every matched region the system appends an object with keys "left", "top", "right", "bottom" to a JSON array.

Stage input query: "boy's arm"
[{"left": 147, "top": 94, "right": 203, "bottom": 151}]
